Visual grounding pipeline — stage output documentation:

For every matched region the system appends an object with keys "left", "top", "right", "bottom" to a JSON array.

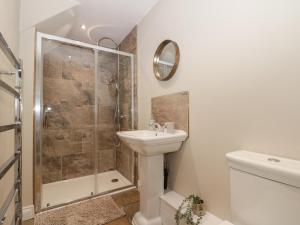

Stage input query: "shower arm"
[{"left": 97, "top": 37, "right": 120, "bottom": 50}]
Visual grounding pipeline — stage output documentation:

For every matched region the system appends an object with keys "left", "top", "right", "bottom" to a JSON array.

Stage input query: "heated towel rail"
[{"left": 0, "top": 32, "right": 22, "bottom": 225}]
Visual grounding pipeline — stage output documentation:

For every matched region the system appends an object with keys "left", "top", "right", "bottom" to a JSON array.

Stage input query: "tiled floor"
[
  {"left": 111, "top": 189, "right": 140, "bottom": 224},
  {"left": 22, "top": 189, "right": 140, "bottom": 225},
  {"left": 22, "top": 219, "right": 34, "bottom": 225}
]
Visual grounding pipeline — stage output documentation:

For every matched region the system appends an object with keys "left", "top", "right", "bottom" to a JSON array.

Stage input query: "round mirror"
[{"left": 153, "top": 40, "right": 180, "bottom": 81}]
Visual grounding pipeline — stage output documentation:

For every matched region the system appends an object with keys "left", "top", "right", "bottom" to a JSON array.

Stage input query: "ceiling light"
[{"left": 80, "top": 24, "right": 86, "bottom": 30}]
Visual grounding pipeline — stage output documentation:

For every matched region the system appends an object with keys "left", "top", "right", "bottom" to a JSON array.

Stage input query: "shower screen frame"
[{"left": 34, "top": 32, "right": 135, "bottom": 212}]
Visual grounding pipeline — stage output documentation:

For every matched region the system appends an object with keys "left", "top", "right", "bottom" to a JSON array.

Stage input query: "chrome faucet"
[
  {"left": 149, "top": 119, "right": 161, "bottom": 132},
  {"left": 153, "top": 123, "right": 161, "bottom": 132}
]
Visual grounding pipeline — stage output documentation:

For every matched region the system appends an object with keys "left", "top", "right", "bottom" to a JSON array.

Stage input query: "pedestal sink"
[{"left": 117, "top": 130, "right": 188, "bottom": 225}]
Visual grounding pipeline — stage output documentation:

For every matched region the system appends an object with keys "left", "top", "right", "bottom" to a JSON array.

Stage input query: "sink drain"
[{"left": 111, "top": 178, "right": 119, "bottom": 183}]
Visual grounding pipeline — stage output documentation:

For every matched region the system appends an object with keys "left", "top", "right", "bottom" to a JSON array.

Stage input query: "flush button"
[{"left": 268, "top": 158, "right": 280, "bottom": 163}]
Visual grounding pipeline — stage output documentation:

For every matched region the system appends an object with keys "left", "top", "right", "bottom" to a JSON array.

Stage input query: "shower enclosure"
[{"left": 34, "top": 33, "right": 136, "bottom": 211}]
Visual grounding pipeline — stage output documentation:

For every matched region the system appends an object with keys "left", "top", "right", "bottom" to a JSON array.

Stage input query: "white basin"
[{"left": 117, "top": 130, "right": 187, "bottom": 156}]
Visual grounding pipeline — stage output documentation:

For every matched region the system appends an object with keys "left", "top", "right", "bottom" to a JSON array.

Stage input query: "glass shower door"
[
  {"left": 35, "top": 33, "right": 136, "bottom": 211},
  {"left": 40, "top": 39, "right": 96, "bottom": 208},
  {"left": 94, "top": 50, "right": 135, "bottom": 195}
]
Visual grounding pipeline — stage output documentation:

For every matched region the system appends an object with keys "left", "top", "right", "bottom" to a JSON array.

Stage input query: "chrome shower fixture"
[
  {"left": 98, "top": 36, "right": 121, "bottom": 147},
  {"left": 97, "top": 37, "right": 119, "bottom": 50}
]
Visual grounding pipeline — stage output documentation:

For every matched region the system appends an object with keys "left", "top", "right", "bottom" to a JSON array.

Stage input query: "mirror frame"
[{"left": 153, "top": 40, "right": 180, "bottom": 81}]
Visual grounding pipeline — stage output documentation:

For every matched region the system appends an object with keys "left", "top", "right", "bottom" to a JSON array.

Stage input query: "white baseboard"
[{"left": 22, "top": 205, "right": 34, "bottom": 221}]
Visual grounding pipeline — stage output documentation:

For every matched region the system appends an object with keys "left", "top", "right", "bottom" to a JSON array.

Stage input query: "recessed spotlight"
[{"left": 80, "top": 24, "right": 86, "bottom": 30}]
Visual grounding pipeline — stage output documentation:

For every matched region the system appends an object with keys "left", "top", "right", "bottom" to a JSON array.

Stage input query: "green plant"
[
  {"left": 191, "top": 195, "right": 204, "bottom": 205},
  {"left": 175, "top": 195, "right": 204, "bottom": 225}
]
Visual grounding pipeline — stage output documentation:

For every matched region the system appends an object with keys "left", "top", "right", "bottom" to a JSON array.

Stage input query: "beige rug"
[{"left": 34, "top": 196, "right": 125, "bottom": 225}]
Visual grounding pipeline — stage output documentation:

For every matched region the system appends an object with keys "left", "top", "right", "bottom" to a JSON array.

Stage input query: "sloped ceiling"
[
  {"left": 20, "top": 0, "right": 79, "bottom": 32},
  {"left": 36, "top": 0, "right": 159, "bottom": 45}
]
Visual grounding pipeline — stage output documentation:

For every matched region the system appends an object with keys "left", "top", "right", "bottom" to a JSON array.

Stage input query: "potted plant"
[
  {"left": 175, "top": 195, "right": 205, "bottom": 225},
  {"left": 191, "top": 195, "right": 205, "bottom": 217}
]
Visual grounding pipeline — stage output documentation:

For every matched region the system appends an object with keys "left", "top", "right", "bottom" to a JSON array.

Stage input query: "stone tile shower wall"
[
  {"left": 42, "top": 41, "right": 96, "bottom": 184},
  {"left": 152, "top": 91, "right": 189, "bottom": 134},
  {"left": 96, "top": 51, "right": 118, "bottom": 173},
  {"left": 42, "top": 41, "right": 119, "bottom": 184},
  {"left": 118, "top": 27, "right": 138, "bottom": 183}
]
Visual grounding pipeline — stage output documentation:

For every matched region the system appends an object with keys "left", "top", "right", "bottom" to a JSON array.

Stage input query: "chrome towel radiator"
[{"left": 0, "top": 32, "right": 22, "bottom": 225}]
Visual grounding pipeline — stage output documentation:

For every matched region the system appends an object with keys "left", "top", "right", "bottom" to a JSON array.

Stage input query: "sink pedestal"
[
  {"left": 117, "top": 129, "right": 187, "bottom": 225},
  {"left": 132, "top": 154, "right": 164, "bottom": 225}
]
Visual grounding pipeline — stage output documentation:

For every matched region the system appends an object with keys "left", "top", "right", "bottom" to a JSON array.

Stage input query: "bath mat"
[{"left": 34, "top": 196, "right": 125, "bottom": 225}]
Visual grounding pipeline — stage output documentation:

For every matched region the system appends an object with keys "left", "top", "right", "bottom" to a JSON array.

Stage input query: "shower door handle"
[{"left": 43, "top": 105, "right": 52, "bottom": 129}]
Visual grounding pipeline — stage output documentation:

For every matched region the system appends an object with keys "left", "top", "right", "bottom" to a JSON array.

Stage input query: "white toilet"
[
  {"left": 226, "top": 150, "right": 300, "bottom": 225},
  {"left": 159, "top": 150, "right": 300, "bottom": 225}
]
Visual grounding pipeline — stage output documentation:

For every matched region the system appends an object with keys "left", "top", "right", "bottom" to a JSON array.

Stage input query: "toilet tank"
[{"left": 226, "top": 151, "right": 300, "bottom": 225}]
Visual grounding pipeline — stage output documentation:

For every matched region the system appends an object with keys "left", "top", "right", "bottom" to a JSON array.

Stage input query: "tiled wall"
[
  {"left": 41, "top": 36, "right": 137, "bottom": 184},
  {"left": 118, "top": 27, "right": 138, "bottom": 183},
  {"left": 42, "top": 41, "right": 124, "bottom": 183},
  {"left": 152, "top": 91, "right": 189, "bottom": 134},
  {"left": 42, "top": 41, "right": 96, "bottom": 183},
  {"left": 96, "top": 51, "right": 118, "bottom": 173}
]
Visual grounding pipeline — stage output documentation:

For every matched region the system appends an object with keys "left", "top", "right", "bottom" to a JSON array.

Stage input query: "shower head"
[{"left": 97, "top": 37, "right": 119, "bottom": 50}]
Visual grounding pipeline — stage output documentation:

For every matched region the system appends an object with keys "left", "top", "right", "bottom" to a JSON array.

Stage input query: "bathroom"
[{"left": 0, "top": 0, "right": 300, "bottom": 225}]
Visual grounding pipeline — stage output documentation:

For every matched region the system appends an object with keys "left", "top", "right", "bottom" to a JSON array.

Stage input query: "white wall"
[
  {"left": 137, "top": 0, "right": 300, "bottom": 219},
  {"left": 19, "top": 0, "right": 79, "bottom": 211},
  {"left": 0, "top": 0, "right": 20, "bottom": 223},
  {"left": 19, "top": 0, "right": 78, "bottom": 31},
  {"left": 0, "top": 0, "right": 20, "bottom": 52},
  {"left": 19, "top": 27, "right": 36, "bottom": 208}
]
